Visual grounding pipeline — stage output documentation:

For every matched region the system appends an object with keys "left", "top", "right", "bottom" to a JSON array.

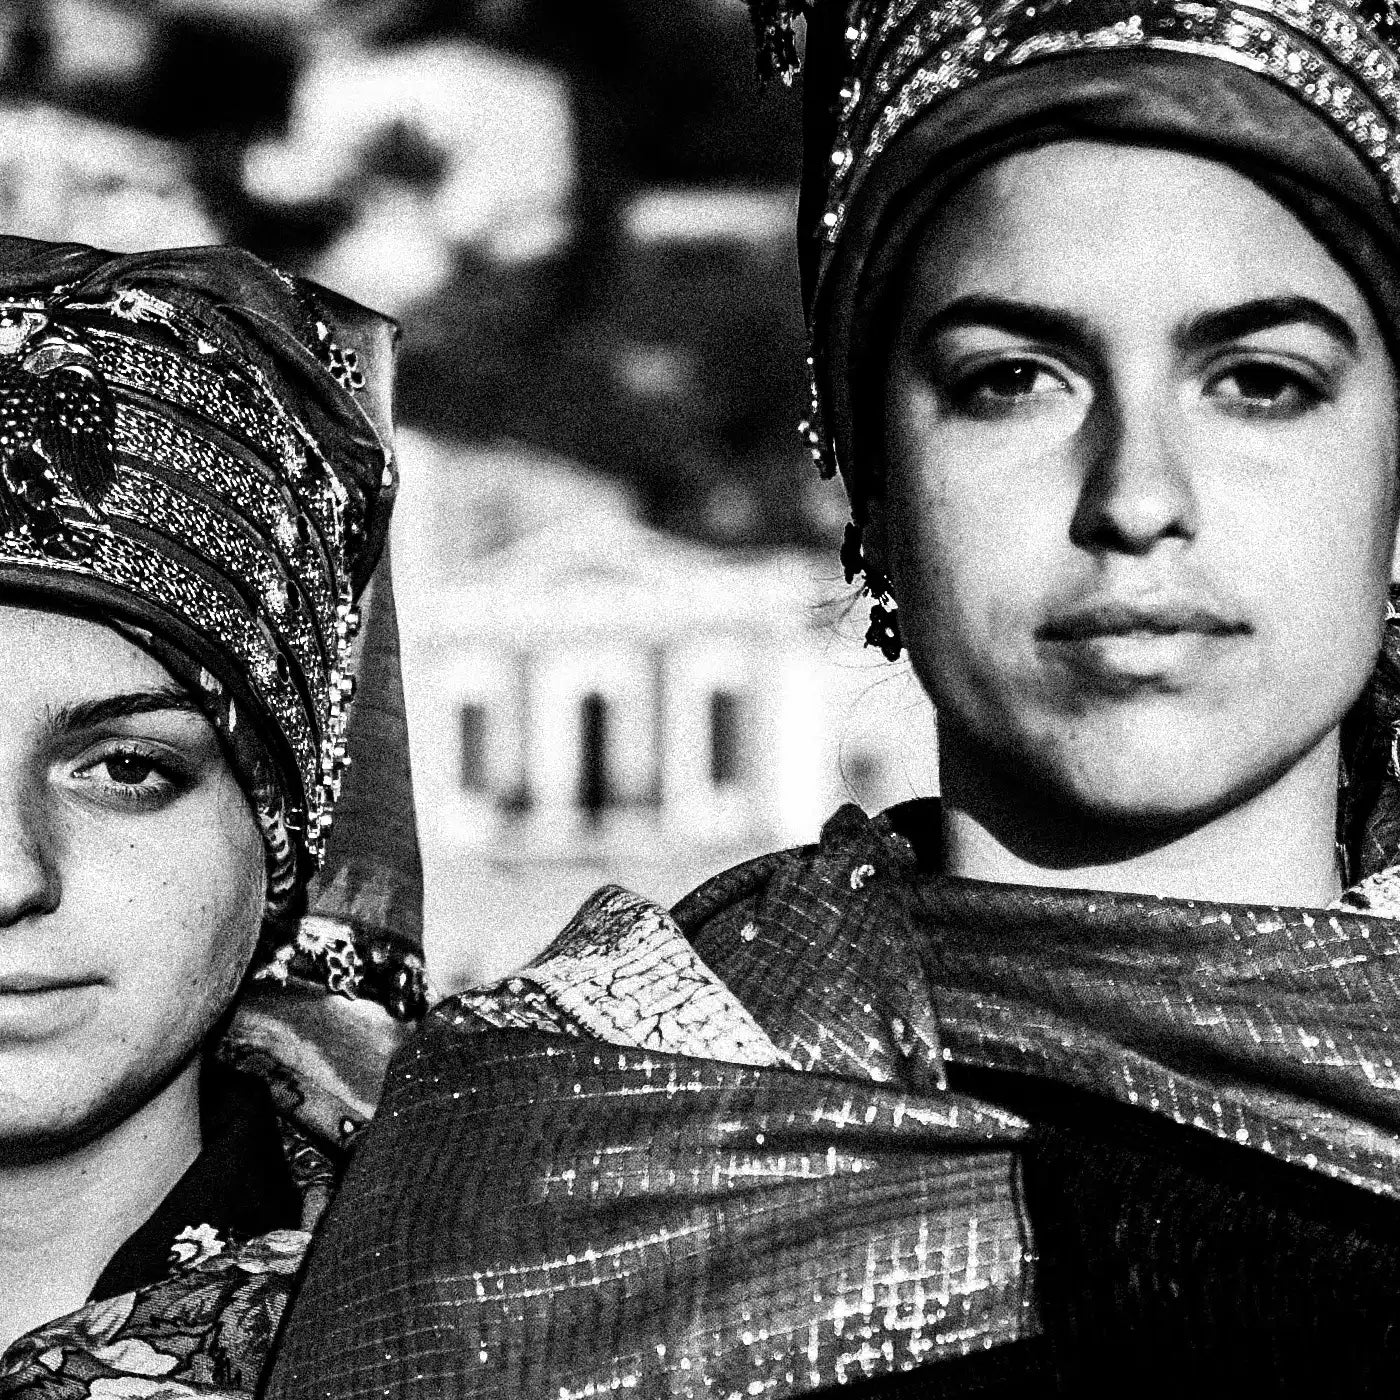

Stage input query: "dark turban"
[{"left": 0, "top": 237, "right": 425, "bottom": 1016}]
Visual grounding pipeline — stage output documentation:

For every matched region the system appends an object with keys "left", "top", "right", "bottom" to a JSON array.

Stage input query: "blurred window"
[
  {"left": 709, "top": 690, "right": 744, "bottom": 787},
  {"left": 578, "top": 692, "right": 612, "bottom": 819},
  {"left": 460, "top": 702, "right": 489, "bottom": 792}
]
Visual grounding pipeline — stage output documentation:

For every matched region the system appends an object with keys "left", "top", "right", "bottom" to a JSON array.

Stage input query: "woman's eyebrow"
[
  {"left": 46, "top": 687, "right": 200, "bottom": 735},
  {"left": 1179, "top": 296, "right": 1359, "bottom": 354},
  {"left": 916, "top": 294, "right": 1098, "bottom": 352}
]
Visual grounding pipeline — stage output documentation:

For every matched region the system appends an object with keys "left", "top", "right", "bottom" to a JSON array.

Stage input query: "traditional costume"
[
  {"left": 269, "top": 0, "right": 1400, "bottom": 1393},
  {"left": 0, "top": 237, "right": 426, "bottom": 1397}
]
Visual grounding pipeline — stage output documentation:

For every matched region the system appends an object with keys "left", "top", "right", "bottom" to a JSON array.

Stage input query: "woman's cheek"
[
  {"left": 96, "top": 797, "right": 263, "bottom": 1016},
  {"left": 182, "top": 858, "right": 264, "bottom": 1010}
]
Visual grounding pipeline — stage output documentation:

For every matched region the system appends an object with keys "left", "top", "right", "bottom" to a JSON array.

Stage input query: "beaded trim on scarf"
[{"left": 254, "top": 914, "right": 430, "bottom": 1022}]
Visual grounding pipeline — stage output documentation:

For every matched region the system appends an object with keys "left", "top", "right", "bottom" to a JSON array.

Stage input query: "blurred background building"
[{"left": 4, "top": 0, "right": 940, "bottom": 985}]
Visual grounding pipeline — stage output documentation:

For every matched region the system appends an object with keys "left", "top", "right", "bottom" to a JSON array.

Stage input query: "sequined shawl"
[{"left": 263, "top": 802, "right": 1400, "bottom": 1396}]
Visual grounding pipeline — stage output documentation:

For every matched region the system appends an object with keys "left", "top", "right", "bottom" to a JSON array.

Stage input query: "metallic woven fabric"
[{"left": 268, "top": 805, "right": 1400, "bottom": 1396}]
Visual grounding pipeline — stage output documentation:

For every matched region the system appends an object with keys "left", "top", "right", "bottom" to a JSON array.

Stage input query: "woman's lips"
[
  {"left": 0, "top": 977, "right": 99, "bottom": 1039},
  {"left": 0, "top": 971, "right": 98, "bottom": 994},
  {"left": 1038, "top": 598, "right": 1250, "bottom": 689}
]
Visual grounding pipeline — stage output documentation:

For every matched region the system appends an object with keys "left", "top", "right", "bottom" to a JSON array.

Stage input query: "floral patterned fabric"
[
  {"left": 0, "top": 1059, "right": 349, "bottom": 1400},
  {"left": 0, "top": 1228, "right": 309, "bottom": 1398}
]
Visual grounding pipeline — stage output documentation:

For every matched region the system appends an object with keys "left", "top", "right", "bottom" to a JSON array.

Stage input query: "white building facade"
[{"left": 392, "top": 431, "right": 939, "bottom": 985}]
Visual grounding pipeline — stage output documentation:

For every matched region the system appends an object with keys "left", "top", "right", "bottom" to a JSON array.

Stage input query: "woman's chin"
[
  {"left": 0, "top": 1092, "right": 109, "bottom": 1163},
  {"left": 0, "top": 1053, "right": 168, "bottom": 1163},
  {"left": 1007, "top": 719, "right": 1311, "bottom": 835}
]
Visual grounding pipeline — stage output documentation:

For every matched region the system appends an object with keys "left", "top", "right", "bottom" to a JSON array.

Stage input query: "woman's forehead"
[
  {"left": 0, "top": 601, "right": 179, "bottom": 701},
  {"left": 907, "top": 141, "right": 1371, "bottom": 323}
]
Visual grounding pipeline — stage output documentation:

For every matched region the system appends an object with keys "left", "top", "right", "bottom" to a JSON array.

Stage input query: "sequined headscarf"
[
  {"left": 0, "top": 236, "right": 426, "bottom": 1018},
  {"left": 755, "top": 0, "right": 1400, "bottom": 506}
]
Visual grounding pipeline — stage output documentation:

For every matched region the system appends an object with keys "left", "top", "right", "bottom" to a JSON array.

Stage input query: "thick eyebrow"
[
  {"left": 1178, "top": 295, "right": 1359, "bottom": 355},
  {"left": 915, "top": 294, "right": 1097, "bottom": 354},
  {"left": 46, "top": 687, "right": 201, "bottom": 736},
  {"left": 916, "top": 292, "right": 1360, "bottom": 359}
]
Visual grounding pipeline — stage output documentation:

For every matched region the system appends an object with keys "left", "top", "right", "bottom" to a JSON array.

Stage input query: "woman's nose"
[
  {"left": 1069, "top": 384, "right": 1198, "bottom": 554},
  {"left": 0, "top": 781, "right": 60, "bottom": 927}
]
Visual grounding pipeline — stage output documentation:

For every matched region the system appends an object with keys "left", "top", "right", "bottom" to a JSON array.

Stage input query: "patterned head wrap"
[
  {"left": 0, "top": 236, "right": 425, "bottom": 1016},
  {"left": 749, "top": 0, "right": 1400, "bottom": 510}
]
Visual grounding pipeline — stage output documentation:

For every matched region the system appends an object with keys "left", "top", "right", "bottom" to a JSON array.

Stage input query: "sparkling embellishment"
[
  {"left": 748, "top": 0, "right": 808, "bottom": 82},
  {"left": 0, "top": 311, "right": 118, "bottom": 547},
  {"left": 787, "top": 0, "right": 1400, "bottom": 481},
  {"left": 264, "top": 574, "right": 292, "bottom": 617},
  {"left": 0, "top": 308, "right": 47, "bottom": 355},
  {"left": 112, "top": 403, "right": 337, "bottom": 643}
]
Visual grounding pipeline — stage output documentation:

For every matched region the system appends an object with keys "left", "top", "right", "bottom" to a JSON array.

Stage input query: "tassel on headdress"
[{"left": 747, "top": 0, "right": 812, "bottom": 83}]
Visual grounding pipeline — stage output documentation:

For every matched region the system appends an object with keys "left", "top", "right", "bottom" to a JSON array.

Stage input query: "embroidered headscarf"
[{"left": 0, "top": 236, "right": 426, "bottom": 1019}]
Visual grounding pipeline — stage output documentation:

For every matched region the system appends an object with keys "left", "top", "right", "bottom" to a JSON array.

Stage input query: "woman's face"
[
  {"left": 880, "top": 141, "right": 1400, "bottom": 829},
  {"left": 0, "top": 604, "right": 265, "bottom": 1155}
]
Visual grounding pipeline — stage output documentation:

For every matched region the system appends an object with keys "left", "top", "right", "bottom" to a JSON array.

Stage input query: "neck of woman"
[
  {"left": 0, "top": 1058, "right": 201, "bottom": 1353},
  {"left": 938, "top": 725, "right": 1345, "bottom": 908}
]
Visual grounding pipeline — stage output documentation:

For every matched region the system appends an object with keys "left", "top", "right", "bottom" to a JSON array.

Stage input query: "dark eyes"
[
  {"left": 73, "top": 746, "right": 187, "bottom": 809},
  {"left": 946, "top": 358, "right": 1069, "bottom": 417},
  {"left": 100, "top": 752, "right": 164, "bottom": 787},
  {"left": 941, "top": 354, "right": 1326, "bottom": 421},
  {"left": 1205, "top": 361, "right": 1325, "bottom": 417}
]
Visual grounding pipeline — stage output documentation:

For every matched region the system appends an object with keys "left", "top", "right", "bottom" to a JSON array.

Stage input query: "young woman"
[
  {"left": 271, "top": 3, "right": 1400, "bottom": 1398},
  {"left": 0, "top": 236, "right": 426, "bottom": 1395}
]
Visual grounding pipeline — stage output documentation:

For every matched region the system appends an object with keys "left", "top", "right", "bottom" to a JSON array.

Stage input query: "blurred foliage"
[
  {"left": 391, "top": 0, "right": 803, "bottom": 187},
  {"left": 398, "top": 232, "right": 816, "bottom": 546},
  {"left": 388, "top": 0, "right": 825, "bottom": 548},
  {"left": 12, "top": 0, "right": 836, "bottom": 549}
]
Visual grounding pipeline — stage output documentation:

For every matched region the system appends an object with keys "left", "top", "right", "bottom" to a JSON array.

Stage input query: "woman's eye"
[
  {"left": 1207, "top": 362, "right": 1324, "bottom": 416},
  {"left": 101, "top": 753, "right": 161, "bottom": 787},
  {"left": 948, "top": 358, "right": 1070, "bottom": 416},
  {"left": 74, "top": 748, "right": 183, "bottom": 807}
]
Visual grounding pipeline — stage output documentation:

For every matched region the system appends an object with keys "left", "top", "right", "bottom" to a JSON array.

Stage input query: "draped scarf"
[{"left": 268, "top": 802, "right": 1400, "bottom": 1396}]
